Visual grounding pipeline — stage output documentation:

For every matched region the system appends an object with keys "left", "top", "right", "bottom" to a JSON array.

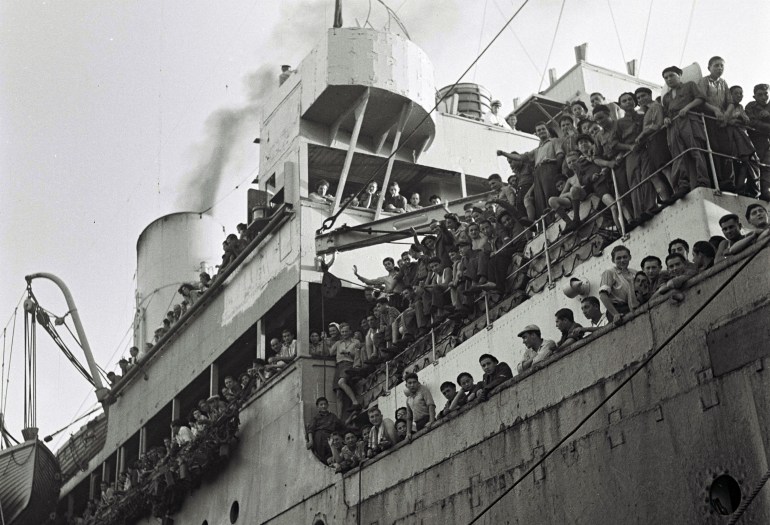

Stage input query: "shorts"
[{"left": 333, "top": 360, "right": 354, "bottom": 387}]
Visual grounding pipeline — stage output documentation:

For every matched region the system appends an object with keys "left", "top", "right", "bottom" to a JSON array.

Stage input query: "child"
[
  {"left": 437, "top": 381, "right": 467, "bottom": 418},
  {"left": 457, "top": 372, "right": 481, "bottom": 402},
  {"left": 574, "top": 133, "right": 633, "bottom": 232},
  {"left": 698, "top": 56, "right": 734, "bottom": 188},
  {"left": 726, "top": 85, "right": 761, "bottom": 197},
  {"left": 395, "top": 418, "right": 409, "bottom": 442},
  {"left": 547, "top": 151, "right": 586, "bottom": 233},
  {"left": 404, "top": 372, "right": 436, "bottom": 434},
  {"left": 306, "top": 397, "right": 346, "bottom": 463}
]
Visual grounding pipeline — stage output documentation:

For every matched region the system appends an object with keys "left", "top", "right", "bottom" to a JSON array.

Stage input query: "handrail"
[
  {"left": 108, "top": 204, "right": 294, "bottom": 399},
  {"left": 361, "top": 109, "right": 768, "bottom": 393}
]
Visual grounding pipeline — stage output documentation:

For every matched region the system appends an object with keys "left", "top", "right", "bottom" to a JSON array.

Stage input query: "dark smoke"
[{"left": 178, "top": 0, "right": 460, "bottom": 212}]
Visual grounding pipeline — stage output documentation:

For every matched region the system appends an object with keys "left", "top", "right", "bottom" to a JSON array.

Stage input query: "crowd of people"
[
  {"left": 71, "top": 379, "right": 248, "bottom": 525},
  {"left": 305, "top": 200, "right": 770, "bottom": 474},
  {"left": 309, "top": 178, "right": 443, "bottom": 213}
]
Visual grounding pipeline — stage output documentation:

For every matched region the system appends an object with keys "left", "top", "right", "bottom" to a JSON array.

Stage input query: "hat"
[
  {"left": 491, "top": 99, "right": 502, "bottom": 106},
  {"left": 576, "top": 133, "right": 594, "bottom": 144},
  {"left": 517, "top": 324, "right": 541, "bottom": 337},
  {"left": 634, "top": 87, "right": 652, "bottom": 96},
  {"left": 662, "top": 65, "right": 682, "bottom": 77}
]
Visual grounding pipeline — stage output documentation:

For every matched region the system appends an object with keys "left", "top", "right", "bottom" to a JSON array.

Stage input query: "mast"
[{"left": 25, "top": 273, "right": 110, "bottom": 408}]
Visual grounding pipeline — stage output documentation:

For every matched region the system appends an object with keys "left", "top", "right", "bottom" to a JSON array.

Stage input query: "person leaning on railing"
[
  {"left": 725, "top": 85, "right": 761, "bottom": 198},
  {"left": 745, "top": 83, "right": 770, "bottom": 201},
  {"left": 598, "top": 245, "right": 638, "bottom": 323},
  {"left": 661, "top": 65, "right": 710, "bottom": 201}
]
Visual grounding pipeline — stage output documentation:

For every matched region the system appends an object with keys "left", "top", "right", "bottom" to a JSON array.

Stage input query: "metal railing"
[{"left": 358, "top": 110, "right": 768, "bottom": 395}]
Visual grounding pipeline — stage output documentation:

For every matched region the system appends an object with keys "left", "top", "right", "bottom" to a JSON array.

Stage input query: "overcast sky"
[{"left": 1, "top": 0, "right": 767, "bottom": 451}]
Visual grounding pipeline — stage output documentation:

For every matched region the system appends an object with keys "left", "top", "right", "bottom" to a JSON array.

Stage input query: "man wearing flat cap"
[
  {"left": 661, "top": 65, "right": 710, "bottom": 202},
  {"left": 516, "top": 324, "right": 557, "bottom": 373}
]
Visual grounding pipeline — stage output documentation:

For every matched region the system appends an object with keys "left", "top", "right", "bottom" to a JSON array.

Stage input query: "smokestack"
[
  {"left": 626, "top": 59, "right": 638, "bottom": 77},
  {"left": 548, "top": 68, "right": 558, "bottom": 87},
  {"left": 512, "top": 97, "right": 520, "bottom": 110},
  {"left": 574, "top": 43, "right": 588, "bottom": 63}
]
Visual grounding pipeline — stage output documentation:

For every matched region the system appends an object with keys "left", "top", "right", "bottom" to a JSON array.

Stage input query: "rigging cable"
[
  {"left": 537, "top": 0, "right": 567, "bottom": 92},
  {"left": 726, "top": 468, "right": 770, "bottom": 524},
  {"left": 638, "top": 0, "right": 654, "bottom": 75},
  {"left": 679, "top": 0, "right": 698, "bottom": 63},
  {"left": 473, "top": 0, "right": 490, "bottom": 83},
  {"left": 492, "top": 0, "right": 541, "bottom": 76},
  {"left": 1, "top": 304, "right": 19, "bottom": 417},
  {"left": 606, "top": 0, "right": 627, "bottom": 67},
  {"left": 467, "top": 240, "right": 767, "bottom": 524},
  {"left": 319, "top": 0, "right": 532, "bottom": 235}
]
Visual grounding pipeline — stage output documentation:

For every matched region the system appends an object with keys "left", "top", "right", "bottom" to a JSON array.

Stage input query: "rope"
[
  {"left": 1, "top": 305, "right": 18, "bottom": 416},
  {"left": 638, "top": 0, "right": 654, "bottom": 74},
  {"left": 318, "top": 0, "right": 532, "bottom": 235},
  {"left": 537, "top": 0, "right": 567, "bottom": 92},
  {"left": 679, "top": 0, "right": 698, "bottom": 63},
  {"left": 492, "top": 0, "right": 541, "bottom": 76},
  {"left": 726, "top": 468, "right": 770, "bottom": 524},
  {"left": 472, "top": 0, "right": 490, "bottom": 83},
  {"left": 606, "top": 0, "right": 627, "bottom": 66},
  {"left": 467, "top": 240, "right": 767, "bottom": 524}
]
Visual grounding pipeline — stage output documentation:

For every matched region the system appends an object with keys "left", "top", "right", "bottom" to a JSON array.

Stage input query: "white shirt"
[
  {"left": 590, "top": 314, "right": 609, "bottom": 328},
  {"left": 517, "top": 339, "right": 557, "bottom": 372},
  {"left": 484, "top": 111, "right": 513, "bottom": 129}
]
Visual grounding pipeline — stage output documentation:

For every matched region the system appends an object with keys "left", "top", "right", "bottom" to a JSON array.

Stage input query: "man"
[
  {"left": 406, "top": 192, "right": 422, "bottom": 212},
  {"left": 429, "top": 195, "right": 442, "bottom": 206},
  {"left": 404, "top": 372, "right": 436, "bottom": 434},
  {"left": 516, "top": 325, "right": 557, "bottom": 372},
  {"left": 590, "top": 92, "right": 623, "bottom": 120},
  {"left": 727, "top": 204, "right": 770, "bottom": 254},
  {"left": 616, "top": 92, "right": 654, "bottom": 221},
  {"left": 715, "top": 214, "right": 746, "bottom": 258},
  {"left": 745, "top": 84, "right": 770, "bottom": 201},
  {"left": 223, "top": 375, "right": 242, "bottom": 400},
  {"left": 106, "top": 371, "right": 121, "bottom": 386},
  {"left": 661, "top": 65, "right": 710, "bottom": 201},
  {"left": 366, "top": 405, "right": 398, "bottom": 457},
  {"left": 570, "top": 100, "right": 589, "bottom": 123},
  {"left": 353, "top": 257, "right": 403, "bottom": 294},
  {"left": 477, "top": 353, "right": 513, "bottom": 401},
  {"left": 641, "top": 255, "right": 665, "bottom": 292},
  {"left": 484, "top": 99, "right": 512, "bottom": 129},
  {"left": 497, "top": 122, "right": 564, "bottom": 219},
  {"left": 692, "top": 241, "right": 716, "bottom": 272},
  {"left": 309, "top": 179, "right": 335, "bottom": 204},
  {"left": 487, "top": 173, "right": 516, "bottom": 208},
  {"left": 558, "top": 115, "right": 579, "bottom": 174},
  {"left": 592, "top": 104, "right": 636, "bottom": 223},
  {"left": 306, "top": 397, "right": 346, "bottom": 463},
  {"left": 358, "top": 181, "right": 380, "bottom": 209},
  {"left": 554, "top": 308, "right": 583, "bottom": 349},
  {"left": 547, "top": 151, "right": 586, "bottom": 233},
  {"left": 383, "top": 181, "right": 408, "bottom": 213},
  {"left": 280, "top": 329, "right": 297, "bottom": 359},
  {"left": 576, "top": 296, "right": 609, "bottom": 335},
  {"left": 330, "top": 323, "right": 363, "bottom": 410},
  {"left": 668, "top": 239, "right": 698, "bottom": 274},
  {"left": 653, "top": 253, "right": 696, "bottom": 297}
]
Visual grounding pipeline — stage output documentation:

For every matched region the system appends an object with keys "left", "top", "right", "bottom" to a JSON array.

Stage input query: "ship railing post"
[
  {"left": 700, "top": 113, "right": 722, "bottom": 193},
  {"left": 542, "top": 216, "right": 555, "bottom": 289},
  {"left": 385, "top": 360, "right": 390, "bottom": 393},
  {"left": 484, "top": 292, "right": 493, "bottom": 330},
  {"left": 610, "top": 168, "right": 628, "bottom": 238},
  {"left": 430, "top": 315, "right": 436, "bottom": 363}
]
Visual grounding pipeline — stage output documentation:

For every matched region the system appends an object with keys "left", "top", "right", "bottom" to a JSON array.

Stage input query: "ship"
[{"left": 27, "top": 15, "right": 770, "bottom": 525}]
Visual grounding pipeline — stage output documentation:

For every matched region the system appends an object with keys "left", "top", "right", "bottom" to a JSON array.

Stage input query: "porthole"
[
  {"left": 313, "top": 520, "right": 326, "bottom": 525},
  {"left": 202, "top": 521, "right": 208, "bottom": 525},
  {"left": 229, "top": 500, "right": 240, "bottom": 523},
  {"left": 709, "top": 474, "right": 741, "bottom": 515}
]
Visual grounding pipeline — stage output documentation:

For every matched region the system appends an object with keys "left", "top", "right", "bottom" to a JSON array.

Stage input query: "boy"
[
  {"left": 574, "top": 133, "right": 633, "bottom": 232},
  {"left": 395, "top": 418, "right": 409, "bottom": 442},
  {"left": 404, "top": 372, "right": 436, "bottom": 434},
  {"left": 640, "top": 255, "right": 664, "bottom": 292},
  {"left": 726, "top": 85, "right": 761, "bottom": 197},
  {"left": 437, "top": 381, "right": 466, "bottom": 418},
  {"left": 616, "top": 92, "right": 653, "bottom": 221},
  {"left": 576, "top": 296, "right": 608, "bottom": 335},
  {"left": 599, "top": 245, "right": 638, "bottom": 321},
  {"left": 547, "top": 151, "right": 586, "bottom": 233},
  {"left": 661, "top": 65, "right": 709, "bottom": 200},
  {"left": 634, "top": 87, "right": 673, "bottom": 212},
  {"left": 330, "top": 323, "right": 363, "bottom": 410},
  {"left": 727, "top": 204, "right": 770, "bottom": 254},
  {"left": 692, "top": 241, "right": 716, "bottom": 271},
  {"left": 477, "top": 354, "right": 513, "bottom": 401},
  {"left": 457, "top": 371, "right": 481, "bottom": 403},
  {"left": 366, "top": 405, "right": 398, "bottom": 457},
  {"left": 306, "top": 397, "right": 346, "bottom": 463},
  {"left": 745, "top": 83, "right": 770, "bottom": 200},
  {"left": 554, "top": 308, "right": 583, "bottom": 349}
]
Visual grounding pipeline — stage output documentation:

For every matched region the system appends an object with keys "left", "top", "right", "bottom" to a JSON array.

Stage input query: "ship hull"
[{"left": 1, "top": 440, "right": 61, "bottom": 525}]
